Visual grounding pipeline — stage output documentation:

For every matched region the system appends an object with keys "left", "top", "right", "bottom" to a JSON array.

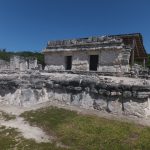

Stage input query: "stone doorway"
[
  {"left": 89, "top": 55, "right": 98, "bottom": 71},
  {"left": 65, "top": 56, "right": 72, "bottom": 70}
]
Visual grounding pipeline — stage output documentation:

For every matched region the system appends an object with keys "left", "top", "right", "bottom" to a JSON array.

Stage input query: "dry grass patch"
[{"left": 21, "top": 106, "right": 150, "bottom": 150}]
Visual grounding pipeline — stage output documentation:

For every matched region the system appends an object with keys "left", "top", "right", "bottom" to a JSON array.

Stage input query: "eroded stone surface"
[{"left": 0, "top": 72, "right": 150, "bottom": 118}]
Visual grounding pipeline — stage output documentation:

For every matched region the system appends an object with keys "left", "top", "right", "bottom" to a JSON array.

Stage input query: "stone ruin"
[
  {"left": 10, "top": 55, "right": 38, "bottom": 71},
  {"left": 43, "top": 33, "right": 148, "bottom": 77},
  {"left": 0, "top": 72, "right": 150, "bottom": 119},
  {"left": 0, "top": 55, "right": 39, "bottom": 71},
  {"left": 0, "top": 59, "right": 10, "bottom": 70},
  {"left": 0, "top": 33, "right": 150, "bottom": 120}
]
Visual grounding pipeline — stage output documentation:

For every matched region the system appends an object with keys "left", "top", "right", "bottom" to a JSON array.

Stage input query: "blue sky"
[{"left": 0, "top": 0, "right": 149, "bottom": 52}]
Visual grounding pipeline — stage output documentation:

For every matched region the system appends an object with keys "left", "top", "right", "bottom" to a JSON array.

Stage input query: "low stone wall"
[{"left": 0, "top": 73, "right": 150, "bottom": 118}]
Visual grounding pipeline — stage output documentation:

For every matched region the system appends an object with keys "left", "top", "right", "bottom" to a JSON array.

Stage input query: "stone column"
[
  {"left": 143, "top": 58, "right": 146, "bottom": 69},
  {"left": 131, "top": 49, "right": 134, "bottom": 68}
]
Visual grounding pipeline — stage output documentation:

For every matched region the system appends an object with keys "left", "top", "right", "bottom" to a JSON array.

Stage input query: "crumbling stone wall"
[
  {"left": 10, "top": 56, "right": 38, "bottom": 71},
  {"left": 0, "top": 73, "right": 150, "bottom": 118},
  {"left": 44, "top": 47, "right": 131, "bottom": 73},
  {"left": 0, "top": 59, "right": 10, "bottom": 70},
  {"left": 44, "top": 53, "right": 65, "bottom": 71},
  {"left": 72, "top": 51, "right": 89, "bottom": 71},
  {"left": 28, "top": 58, "right": 38, "bottom": 69},
  {"left": 10, "top": 56, "right": 20, "bottom": 70},
  {"left": 98, "top": 48, "right": 131, "bottom": 72},
  {"left": 43, "top": 36, "right": 132, "bottom": 73}
]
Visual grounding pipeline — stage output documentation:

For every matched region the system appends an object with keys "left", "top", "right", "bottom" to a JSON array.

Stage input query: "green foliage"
[
  {"left": 0, "top": 51, "right": 13, "bottom": 61},
  {"left": 21, "top": 106, "right": 150, "bottom": 150},
  {"left": 146, "top": 54, "right": 150, "bottom": 67}
]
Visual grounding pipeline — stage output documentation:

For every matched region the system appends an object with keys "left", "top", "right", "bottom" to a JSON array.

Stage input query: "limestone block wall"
[
  {"left": 44, "top": 53, "right": 65, "bottom": 71},
  {"left": 0, "top": 59, "right": 10, "bottom": 70},
  {"left": 121, "top": 48, "right": 131, "bottom": 65},
  {"left": 44, "top": 47, "right": 131, "bottom": 73},
  {"left": 19, "top": 59, "right": 28, "bottom": 71},
  {"left": 0, "top": 73, "right": 150, "bottom": 118},
  {"left": 97, "top": 49, "right": 131, "bottom": 72},
  {"left": 10, "top": 56, "right": 38, "bottom": 71},
  {"left": 10, "top": 56, "right": 20, "bottom": 70},
  {"left": 72, "top": 52, "right": 89, "bottom": 71},
  {"left": 29, "top": 59, "right": 38, "bottom": 69},
  {"left": 100, "top": 49, "right": 121, "bottom": 65}
]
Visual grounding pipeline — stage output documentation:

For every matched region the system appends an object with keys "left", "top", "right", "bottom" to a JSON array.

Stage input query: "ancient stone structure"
[
  {"left": 0, "top": 56, "right": 38, "bottom": 71},
  {"left": 0, "top": 59, "right": 10, "bottom": 70},
  {"left": 10, "top": 56, "right": 38, "bottom": 71},
  {"left": 0, "top": 33, "right": 149, "bottom": 121},
  {"left": 0, "top": 72, "right": 150, "bottom": 118},
  {"left": 43, "top": 33, "right": 147, "bottom": 74}
]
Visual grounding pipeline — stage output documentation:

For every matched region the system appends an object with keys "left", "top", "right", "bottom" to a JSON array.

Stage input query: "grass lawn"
[
  {"left": 0, "top": 110, "right": 66, "bottom": 150},
  {"left": 0, "top": 125, "right": 65, "bottom": 150},
  {"left": 0, "top": 111, "right": 16, "bottom": 121},
  {"left": 20, "top": 106, "right": 150, "bottom": 150}
]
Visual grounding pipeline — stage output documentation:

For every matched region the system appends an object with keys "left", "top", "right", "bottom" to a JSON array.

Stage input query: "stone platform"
[{"left": 0, "top": 71, "right": 150, "bottom": 118}]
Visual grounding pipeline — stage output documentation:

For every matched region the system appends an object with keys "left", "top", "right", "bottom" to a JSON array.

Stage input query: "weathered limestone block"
[
  {"left": 99, "top": 89, "right": 108, "bottom": 95},
  {"left": 0, "top": 73, "right": 150, "bottom": 118},
  {"left": 123, "top": 91, "right": 132, "bottom": 98},
  {"left": 45, "top": 65, "right": 65, "bottom": 71},
  {"left": 3, "top": 88, "right": 49, "bottom": 107},
  {"left": 121, "top": 49, "right": 131, "bottom": 65},
  {"left": 71, "top": 94, "right": 82, "bottom": 106},
  {"left": 98, "top": 65, "right": 130, "bottom": 73},
  {"left": 123, "top": 100, "right": 147, "bottom": 117},
  {"left": 137, "top": 92, "right": 150, "bottom": 99},
  {"left": 20, "top": 60, "right": 28, "bottom": 71},
  {"left": 29, "top": 58, "right": 38, "bottom": 69},
  {"left": 80, "top": 93, "right": 94, "bottom": 109},
  {"left": 120, "top": 65, "right": 130, "bottom": 72},
  {"left": 108, "top": 99, "right": 122, "bottom": 114},
  {"left": 72, "top": 52, "right": 89, "bottom": 71},
  {"left": 100, "top": 50, "right": 121, "bottom": 65},
  {"left": 44, "top": 53, "right": 65, "bottom": 71},
  {"left": 10, "top": 56, "right": 20, "bottom": 70},
  {"left": 0, "top": 59, "right": 10, "bottom": 70},
  {"left": 10, "top": 56, "right": 38, "bottom": 71},
  {"left": 98, "top": 66, "right": 117, "bottom": 72},
  {"left": 53, "top": 92, "right": 71, "bottom": 105},
  {"left": 93, "top": 99, "right": 107, "bottom": 111}
]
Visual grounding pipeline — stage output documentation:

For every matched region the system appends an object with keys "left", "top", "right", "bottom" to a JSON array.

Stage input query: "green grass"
[
  {"left": 0, "top": 111, "right": 66, "bottom": 150},
  {"left": 0, "top": 126, "right": 66, "bottom": 150},
  {"left": 0, "top": 111, "right": 16, "bottom": 121},
  {"left": 20, "top": 106, "right": 150, "bottom": 150},
  {"left": 1, "top": 108, "right": 150, "bottom": 150}
]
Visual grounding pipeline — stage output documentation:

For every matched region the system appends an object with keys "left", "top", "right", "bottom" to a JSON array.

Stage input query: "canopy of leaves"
[{"left": 146, "top": 54, "right": 150, "bottom": 67}]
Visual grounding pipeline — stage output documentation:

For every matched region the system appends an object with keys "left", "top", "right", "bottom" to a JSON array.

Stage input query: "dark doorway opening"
[
  {"left": 89, "top": 55, "right": 99, "bottom": 71},
  {"left": 65, "top": 56, "right": 72, "bottom": 70},
  {"left": 27, "top": 59, "right": 30, "bottom": 69}
]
